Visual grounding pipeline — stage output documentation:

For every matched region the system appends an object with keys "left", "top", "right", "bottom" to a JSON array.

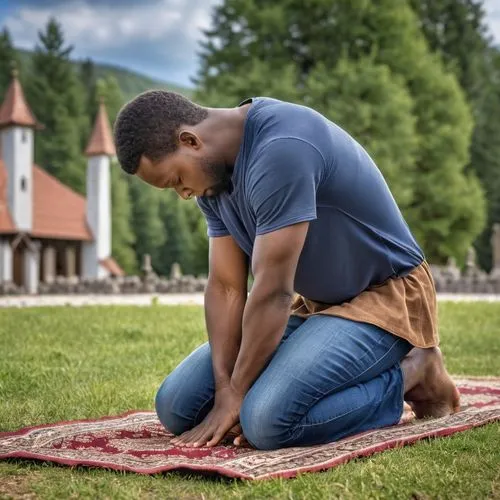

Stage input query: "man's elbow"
[
  {"left": 271, "top": 288, "right": 294, "bottom": 309},
  {"left": 205, "top": 278, "right": 247, "bottom": 301},
  {"left": 251, "top": 281, "right": 294, "bottom": 310}
]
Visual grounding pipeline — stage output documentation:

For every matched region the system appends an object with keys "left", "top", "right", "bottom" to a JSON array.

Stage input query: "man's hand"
[{"left": 170, "top": 385, "right": 243, "bottom": 448}]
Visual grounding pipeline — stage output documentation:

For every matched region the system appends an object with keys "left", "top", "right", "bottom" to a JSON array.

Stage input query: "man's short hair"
[{"left": 113, "top": 90, "right": 209, "bottom": 174}]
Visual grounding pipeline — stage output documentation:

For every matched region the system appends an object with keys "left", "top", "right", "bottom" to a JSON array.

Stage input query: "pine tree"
[
  {"left": 110, "top": 162, "right": 137, "bottom": 274},
  {"left": 409, "top": 0, "right": 489, "bottom": 102},
  {"left": 93, "top": 76, "right": 123, "bottom": 124},
  {"left": 469, "top": 49, "right": 500, "bottom": 270},
  {"left": 129, "top": 178, "right": 166, "bottom": 273},
  {"left": 79, "top": 57, "right": 96, "bottom": 141},
  {"left": 191, "top": 215, "right": 209, "bottom": 276},
  {"left": 26, "top": 18, "right": 87, "bottom": 193},
  {"left": 196, "top": 59, "right": 300, "bottom": 107},
  {"left": 0, "top": 28, "right": 18, "bottom": 97},
  {"left": 180, "top": 198, "right": 209, "bottom": 276},
  {"left": 409, "top": 0, "right": 500, "bottom": 269},
  {"left": 80, "top": 58, "right": 96, "bottom": 113},
  {"left": 196, "top": 0, "right": 486, "bottom": 263},
  {"left": 306, "top": 58, "right": 417, "bottom": 211},
  {"left": 158, "top": 192, "right": 195, "bottom": 276},
  {"left": 401, "top": 52, "right": 485, "bottom": 262}
]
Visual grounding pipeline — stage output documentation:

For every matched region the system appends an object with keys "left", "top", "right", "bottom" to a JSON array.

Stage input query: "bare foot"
[
  {"left": 226, "top": 424, "right": 250, "bottom": 447},
  {"left": 398, "top": 402, "right": 416, "bottom": 425},
  {"left": 402, "top": 347, "right": 461, "bottom": 419}
]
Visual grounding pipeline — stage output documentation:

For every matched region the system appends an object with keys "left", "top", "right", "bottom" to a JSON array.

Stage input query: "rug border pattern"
[{"left": 1, "top": 376, "right": 499, "bottom": 480}]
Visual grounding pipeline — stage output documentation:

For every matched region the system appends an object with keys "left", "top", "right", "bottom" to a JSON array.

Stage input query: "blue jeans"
[{"left": 155, "top": 315, "right": 412, "bottom": 450}]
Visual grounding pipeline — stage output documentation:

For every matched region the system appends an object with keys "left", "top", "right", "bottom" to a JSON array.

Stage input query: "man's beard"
[{"left": 200, "top": 157, "right": 233, "bottom": 197}]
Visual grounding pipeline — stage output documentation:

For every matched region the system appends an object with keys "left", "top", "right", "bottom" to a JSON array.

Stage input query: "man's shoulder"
[
  {"left": 247, "top": 99, "right": 327, "bottom": 157},
  {"left": 241, "top": 99, "right": 331, "bottom": 188},
  {"left": 249, "top": 97, "right": 318, "bottom": 120}
]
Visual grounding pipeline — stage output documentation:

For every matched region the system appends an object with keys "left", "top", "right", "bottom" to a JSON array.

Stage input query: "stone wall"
[
  {"left": 431, "top": 232, "right": 500, "bottom": 294},
  {"left": 0, "top": 274, "right": 208, "bottom": 296},
  {"left": 430, "top": 264, "right": 500, "bottom": 294},
  {"left": 1, "top": 266, "right": 499, "bottom": 296},
  {"left": 1, "top": 229, "right": 500, "bottom": 297}
]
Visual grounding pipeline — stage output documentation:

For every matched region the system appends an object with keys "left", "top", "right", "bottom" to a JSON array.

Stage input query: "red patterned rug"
[{"left": 1, "top": 377, "right": 499, "bottom": 480}]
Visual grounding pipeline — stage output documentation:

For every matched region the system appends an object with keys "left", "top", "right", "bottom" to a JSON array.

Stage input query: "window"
[
  {"left": 21, "top": 130, "right": 27, "bottom": 143},
  {"left": 20, "top": 176, "right": 27, "bottom": 192}
]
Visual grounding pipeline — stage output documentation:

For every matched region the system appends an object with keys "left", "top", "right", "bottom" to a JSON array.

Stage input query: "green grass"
[{"left": 0, "top": 302, "right": 499, "bottom": 499}]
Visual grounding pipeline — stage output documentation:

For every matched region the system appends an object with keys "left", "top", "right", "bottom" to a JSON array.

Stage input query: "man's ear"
[{"left": 179, "top": 130, "right": 201, "bottom": 150}]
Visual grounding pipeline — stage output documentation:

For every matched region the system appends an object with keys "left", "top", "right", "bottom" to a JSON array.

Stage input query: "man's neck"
[{"left": 203, "top": 104, "right": 251, "bottom": 166}]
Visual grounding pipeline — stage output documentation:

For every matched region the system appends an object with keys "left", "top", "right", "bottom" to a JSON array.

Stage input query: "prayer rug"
[{"left": 1, "top": 376, "right": 499, "bottom": 480}]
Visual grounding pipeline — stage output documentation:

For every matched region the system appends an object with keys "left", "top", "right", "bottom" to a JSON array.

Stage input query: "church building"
[{"left": 0, "top": 71, "right": 123, "bottom": 293}]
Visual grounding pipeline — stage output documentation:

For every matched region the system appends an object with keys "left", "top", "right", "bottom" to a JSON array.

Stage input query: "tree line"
[
  {"left": 196, "top": 0, "right": 500, "bottom": 269},
  {"left": 0, "top": 20, "right": 208, "bottom": 277},
  {"left": 1, "top": 0, "right": 499, "bottom": 274}
]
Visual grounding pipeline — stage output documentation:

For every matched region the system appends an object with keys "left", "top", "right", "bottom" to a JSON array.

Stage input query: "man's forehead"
[{"left": 137, "top": 155, "right": 161, "bottom": 182}]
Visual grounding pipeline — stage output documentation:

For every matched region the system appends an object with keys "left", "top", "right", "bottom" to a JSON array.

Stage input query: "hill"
[
  {"left": 16, "top": 48, "right": 193, "bottom": 101},
  {"left": 91, "top": 63, "right": 192, "bottom": 101}
]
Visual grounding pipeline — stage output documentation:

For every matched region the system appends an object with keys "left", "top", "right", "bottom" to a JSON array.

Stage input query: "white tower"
[
  {"left": 82, "top": 99, "right": 115, "bottom": 279},
  {"left": 0, "top": 69, "right": 36, "bottom": 232}
]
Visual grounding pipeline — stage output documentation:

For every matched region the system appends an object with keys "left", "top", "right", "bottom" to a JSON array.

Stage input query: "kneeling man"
[{"left": 114, "top": 92, "right": 460, "bottom": 450}]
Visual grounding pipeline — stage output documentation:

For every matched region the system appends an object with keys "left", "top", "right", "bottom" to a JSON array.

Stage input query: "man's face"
[{"left": 137, "top": 145, "right": 232, "bottom": 199}]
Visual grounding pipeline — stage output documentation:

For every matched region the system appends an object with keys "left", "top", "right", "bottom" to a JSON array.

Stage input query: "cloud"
[
  {"left": 4, "top": 0, "right": 499, "bottom": 87},
  {"left": 3, "top": 0, "right": 221, "bottom": 86},
  {"left": 12, "top": 0, "right": 161, "bottom": 5},
  {"left": 483, "top": 0, "right": 500, "bottom": 44}
]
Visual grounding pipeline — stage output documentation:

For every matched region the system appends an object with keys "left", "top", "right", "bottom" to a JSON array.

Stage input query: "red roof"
[
  {"left": 32, "top": 165, "right": 93, "bottom": 241},
  {"left": 0, "top": 160, "right": 126, "bottom": 274},
  {"left": 85, "top": 100, "right": 115, "bottom": 156},
  {"left": 0, "top": 161, "right": 93, "bottom": 240},
  {"left": 100, "top": 257, "right": 125, "bottom": 277},
  {"left": 0, "top": 72, "right": 37, "bottom": 129}
]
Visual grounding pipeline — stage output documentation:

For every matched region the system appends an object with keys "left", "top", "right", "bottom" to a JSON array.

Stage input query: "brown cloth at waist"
[{"left": 290, "top": 260, "right": 439, "bottom": 348}]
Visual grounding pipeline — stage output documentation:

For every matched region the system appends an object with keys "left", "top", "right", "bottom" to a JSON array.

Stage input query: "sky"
[{"left": 0, "top": 0, "right": 499, "bottom": 88}]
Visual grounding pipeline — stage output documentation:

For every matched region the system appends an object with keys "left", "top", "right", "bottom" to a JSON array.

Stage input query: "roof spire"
[
  {"left": 0, "top": 63, "right": 37, "bottom": 129},
  {"left": 85, "top": 98, "right": 115, "bottom": 157}
]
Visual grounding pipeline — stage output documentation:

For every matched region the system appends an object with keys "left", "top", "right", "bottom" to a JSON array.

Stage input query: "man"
[{"left": 114, "top": 92, "right": 460, "bottom": 450}]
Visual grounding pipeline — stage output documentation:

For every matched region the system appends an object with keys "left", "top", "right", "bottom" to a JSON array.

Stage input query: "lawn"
[{"left": 0, "top": 302, "right": 499, "bottom": 499}]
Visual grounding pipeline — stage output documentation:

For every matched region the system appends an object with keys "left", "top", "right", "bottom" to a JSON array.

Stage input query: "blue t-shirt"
[{"left": 197, "top": 97, "right": 424, "bottom": 305}]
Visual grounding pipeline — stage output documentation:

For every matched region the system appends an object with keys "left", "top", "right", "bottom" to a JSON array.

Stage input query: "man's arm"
[
  {"left": 205, "top": 234, "right": 249, "bottom": 389},
  {"left": 172, "top": 222, "right": 308, "bottom": 448},
  {"left": 170, "top": 234, "right": 249, "bottom": 448},
  {"left": 230, "top": 222, "right": 309, "bottom": 395},
  {"left": 173, "top": 138, "right": 320, "bottom": 448}
]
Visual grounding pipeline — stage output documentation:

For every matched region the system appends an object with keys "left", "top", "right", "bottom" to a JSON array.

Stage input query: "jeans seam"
[
  {"left": 300, "top": 394, "right": 384, "bottom": 429},
  {"left": 281, "top": 337, "right": 408, "bottom": 444},
  {"left": 340, "top": 332, "right": 392, "bottom": 379},
  {"left": 299, "top": 364, "right": 404, "bottom": 430},
  {"left": 323, "top": 337, "right": 407, "bottom": 397}
]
